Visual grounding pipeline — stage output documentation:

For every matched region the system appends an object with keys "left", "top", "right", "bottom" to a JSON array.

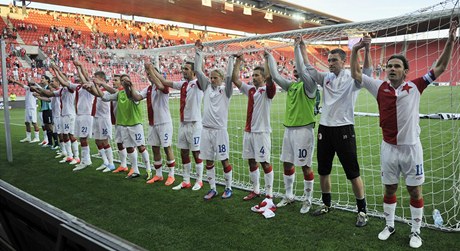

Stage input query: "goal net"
[{"left": 88, "top": 0, "right": 460, "bottom": 231}]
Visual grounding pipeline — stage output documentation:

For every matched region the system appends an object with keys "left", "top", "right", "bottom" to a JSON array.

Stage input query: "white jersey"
[
  {"left": 23, "top": 85, "right": 37, "bottom": 110},
  {"left": 202, "top": 84, "right": 230, "bottom": 129},
  {"left": 54, "top": 87, "right": 75, "bottom": 116},
  {"left": 50, "top": 96, "right": 61, "bottom": 117},
  {"left": 172, "top": 79, "right": 203, "bottom": 122},
  {"left": 318, "top": 69, "right": 361, "bottom": 127},
  {"left": 93, "top": 90, "right": 110, "bottom": 119},
  {"left": 140, "top": 85, "right": 172, "bottom": 125},
  {"left": 240, "top": 82, "right": 276, "bottom": 133},
  {"left": 69, "top": 83, "right": 94, "bottom": 116},
  {"left": 361, "top": 70, "right": 435, "bottom": 145}
]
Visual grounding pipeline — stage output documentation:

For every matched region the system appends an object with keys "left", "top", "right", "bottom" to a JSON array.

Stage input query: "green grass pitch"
[{"left": 0, "top": 85, "right": 459, "bottom": 250}]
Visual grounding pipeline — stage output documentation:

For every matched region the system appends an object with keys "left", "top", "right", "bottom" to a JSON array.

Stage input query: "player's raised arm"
[
  {"left": 74, "top": 60, "right": 90, "bottom": 83},
  {"left": 295, "top": 38, "right": 325, "bottom": 86},
  {"left": 33, "top": 92, "right": 51, "bottom": 102},
  {"left": 82, "top": 77, "right": 101, "bottom": 97},
  {"left": 224, "top": 56, "right": 235, "bottom": 98},
  {"left": 31, "top": 82, "right": 54, "bottom": 97},
  {"left": 128, "top": 73, "right": 146, "bottom": 102},
  {"left": 265, "top": 49, "right": 291, "bottom": 91},
  {"left": 194, "top": 40, "right": 210, "bottom": 91},
  {"left": 231, "top": 53, "right": 244, "bottom": 89},
  {"left": 294, "top": 36, "right": 317, "bottom": 97},
  {"left": 97, "top": 78, "right": 117, "bottom": 94},
  {"left": 51, "top": 63, "right": 70, "bottom": 88},
  {"left": 146, "top": 63, "right": 166, "bottom": 91},
  {"left": 351, "top": 36, "right": 371, "bottom": 84},
  {"left": 361, "top": 35, "right": 373, "bottom": 78},
  {"left": 121, "top": 77, "right": 135, "bottom": 101},
  {"left": 152, "top": 65, "right": 174, "bottom": 88},
  {"left": 8, "top": 78, "right": 25, "bottom": 88},
  {"left": 432, "top": 20, "right": 458, "bottom": 78}
]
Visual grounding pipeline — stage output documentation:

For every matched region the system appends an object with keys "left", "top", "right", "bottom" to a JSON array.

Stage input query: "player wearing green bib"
[
  {"left": 99, "top": 74, "right": 152, "bottom": 179},
  {"left": 265, "top": 37, "right": 317, "bottom": 214}
]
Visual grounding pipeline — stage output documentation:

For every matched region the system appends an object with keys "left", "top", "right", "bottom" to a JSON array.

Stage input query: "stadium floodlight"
[
  {"left": 292, "top": 14, "right": 305, "bottom": 21},
  {"left": 264, "top": 11, "right": 273, "bottom": 21},
  {"left": 202, "top": 0, "right": 212, "bottom": 7},
  {"left": 243, "top": 6, "right": 251, "bottom": 15},
  {"left": 224, "top": 2, "right": 234, "bottom": 12}
]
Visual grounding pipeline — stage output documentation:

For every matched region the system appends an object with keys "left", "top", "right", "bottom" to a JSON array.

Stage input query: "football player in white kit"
[
  {"left": 93, "top": 75, "right": 129, "bottom": 174},
  {"left": 77, "top": 66, "right": 116, "bottom": 173},
  {"left": 127, "top": 62, "right": 177, "bottom": 186},
  {"left": 298, "top": 40, "right": 373, "bottom": 227},
  {"left": 34, "top": 64, "right": 79, "bottom": 165},
  {"left": 62, "top": 60, "right": 94, "bottom": 171},
  {"left": 152, "top": 59, "right": 204, "bottom": 191},
  {"left": 351, "top": 21, "right": 458, "bottom": 249},
  {"left": 32, "top": 76, "right": 60, "bottom": 150},
  {"left": 194, "top": 40, "right": 235, "bottom": 200},
  {"left": 265, "top": 37, "right": 318, "bottom": 215},
  {"left": 9, "top": 78, "right": 40, "bottom": 143},
  {"left": 231, "top": 52, "right": 276, "bottom": 212},
  {"left": 99, "top": 74, "right": 152, "bottom": 179}
]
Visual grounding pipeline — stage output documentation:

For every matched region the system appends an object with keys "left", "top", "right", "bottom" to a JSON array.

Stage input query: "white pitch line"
[{"left": 0, "top": 122, "right": 23, "bottom": 126}]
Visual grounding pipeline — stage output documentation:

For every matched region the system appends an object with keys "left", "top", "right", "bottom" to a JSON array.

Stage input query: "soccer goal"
[{"left": 91, "top": 0, "right": 460, "bottom": 231}]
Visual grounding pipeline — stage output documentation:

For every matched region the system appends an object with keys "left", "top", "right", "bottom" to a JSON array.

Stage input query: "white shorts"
[
  {"left": 119, "top": 124, "right": 145, "bottom": 148},
  {"left": 61, "top": 115, "right": 75, "bottom": 135},
  {"left": 92, "top": 117, "right": 112, "bottom": 140},
  {"left": 381, "top": 140, "right": 425, "bottom": 186},
  {"left": 114, "top": 125, "right": 123, "bottom": 144},
  {"left": 280, "top": 126, "right": 314, "bottom": 167},
  {"left": 74, "top": 115, "right": 93, "bottom": 138},
  {"left": 200, "top": 127, "right": 229, "bottom": 161},
  {"left": 177, "top": 121, "right": 202, "bottom": 151},
  {"left": 53, "top": 116, "right": 62, "bottom": 134},
  {"left": 25, "top": 108, "right": 37, "bottom": 123},
  {"left": 37, "top": 111, "right": 43, "bottom": 125},
  {"left": 242, "top": 131, "right": 271, "bottom": 163},
  {"left": 147, "top": 122, "right": 173, "bottom": 147}
]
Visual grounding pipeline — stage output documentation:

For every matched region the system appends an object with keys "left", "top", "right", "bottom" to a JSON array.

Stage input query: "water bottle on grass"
[{"left": 432, "top": 209, "right": 443, "bottom": 227}]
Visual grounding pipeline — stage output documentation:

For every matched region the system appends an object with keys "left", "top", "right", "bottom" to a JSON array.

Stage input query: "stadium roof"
[{"left": 30, "top": 0, "right": 351, "bottom": 34}]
